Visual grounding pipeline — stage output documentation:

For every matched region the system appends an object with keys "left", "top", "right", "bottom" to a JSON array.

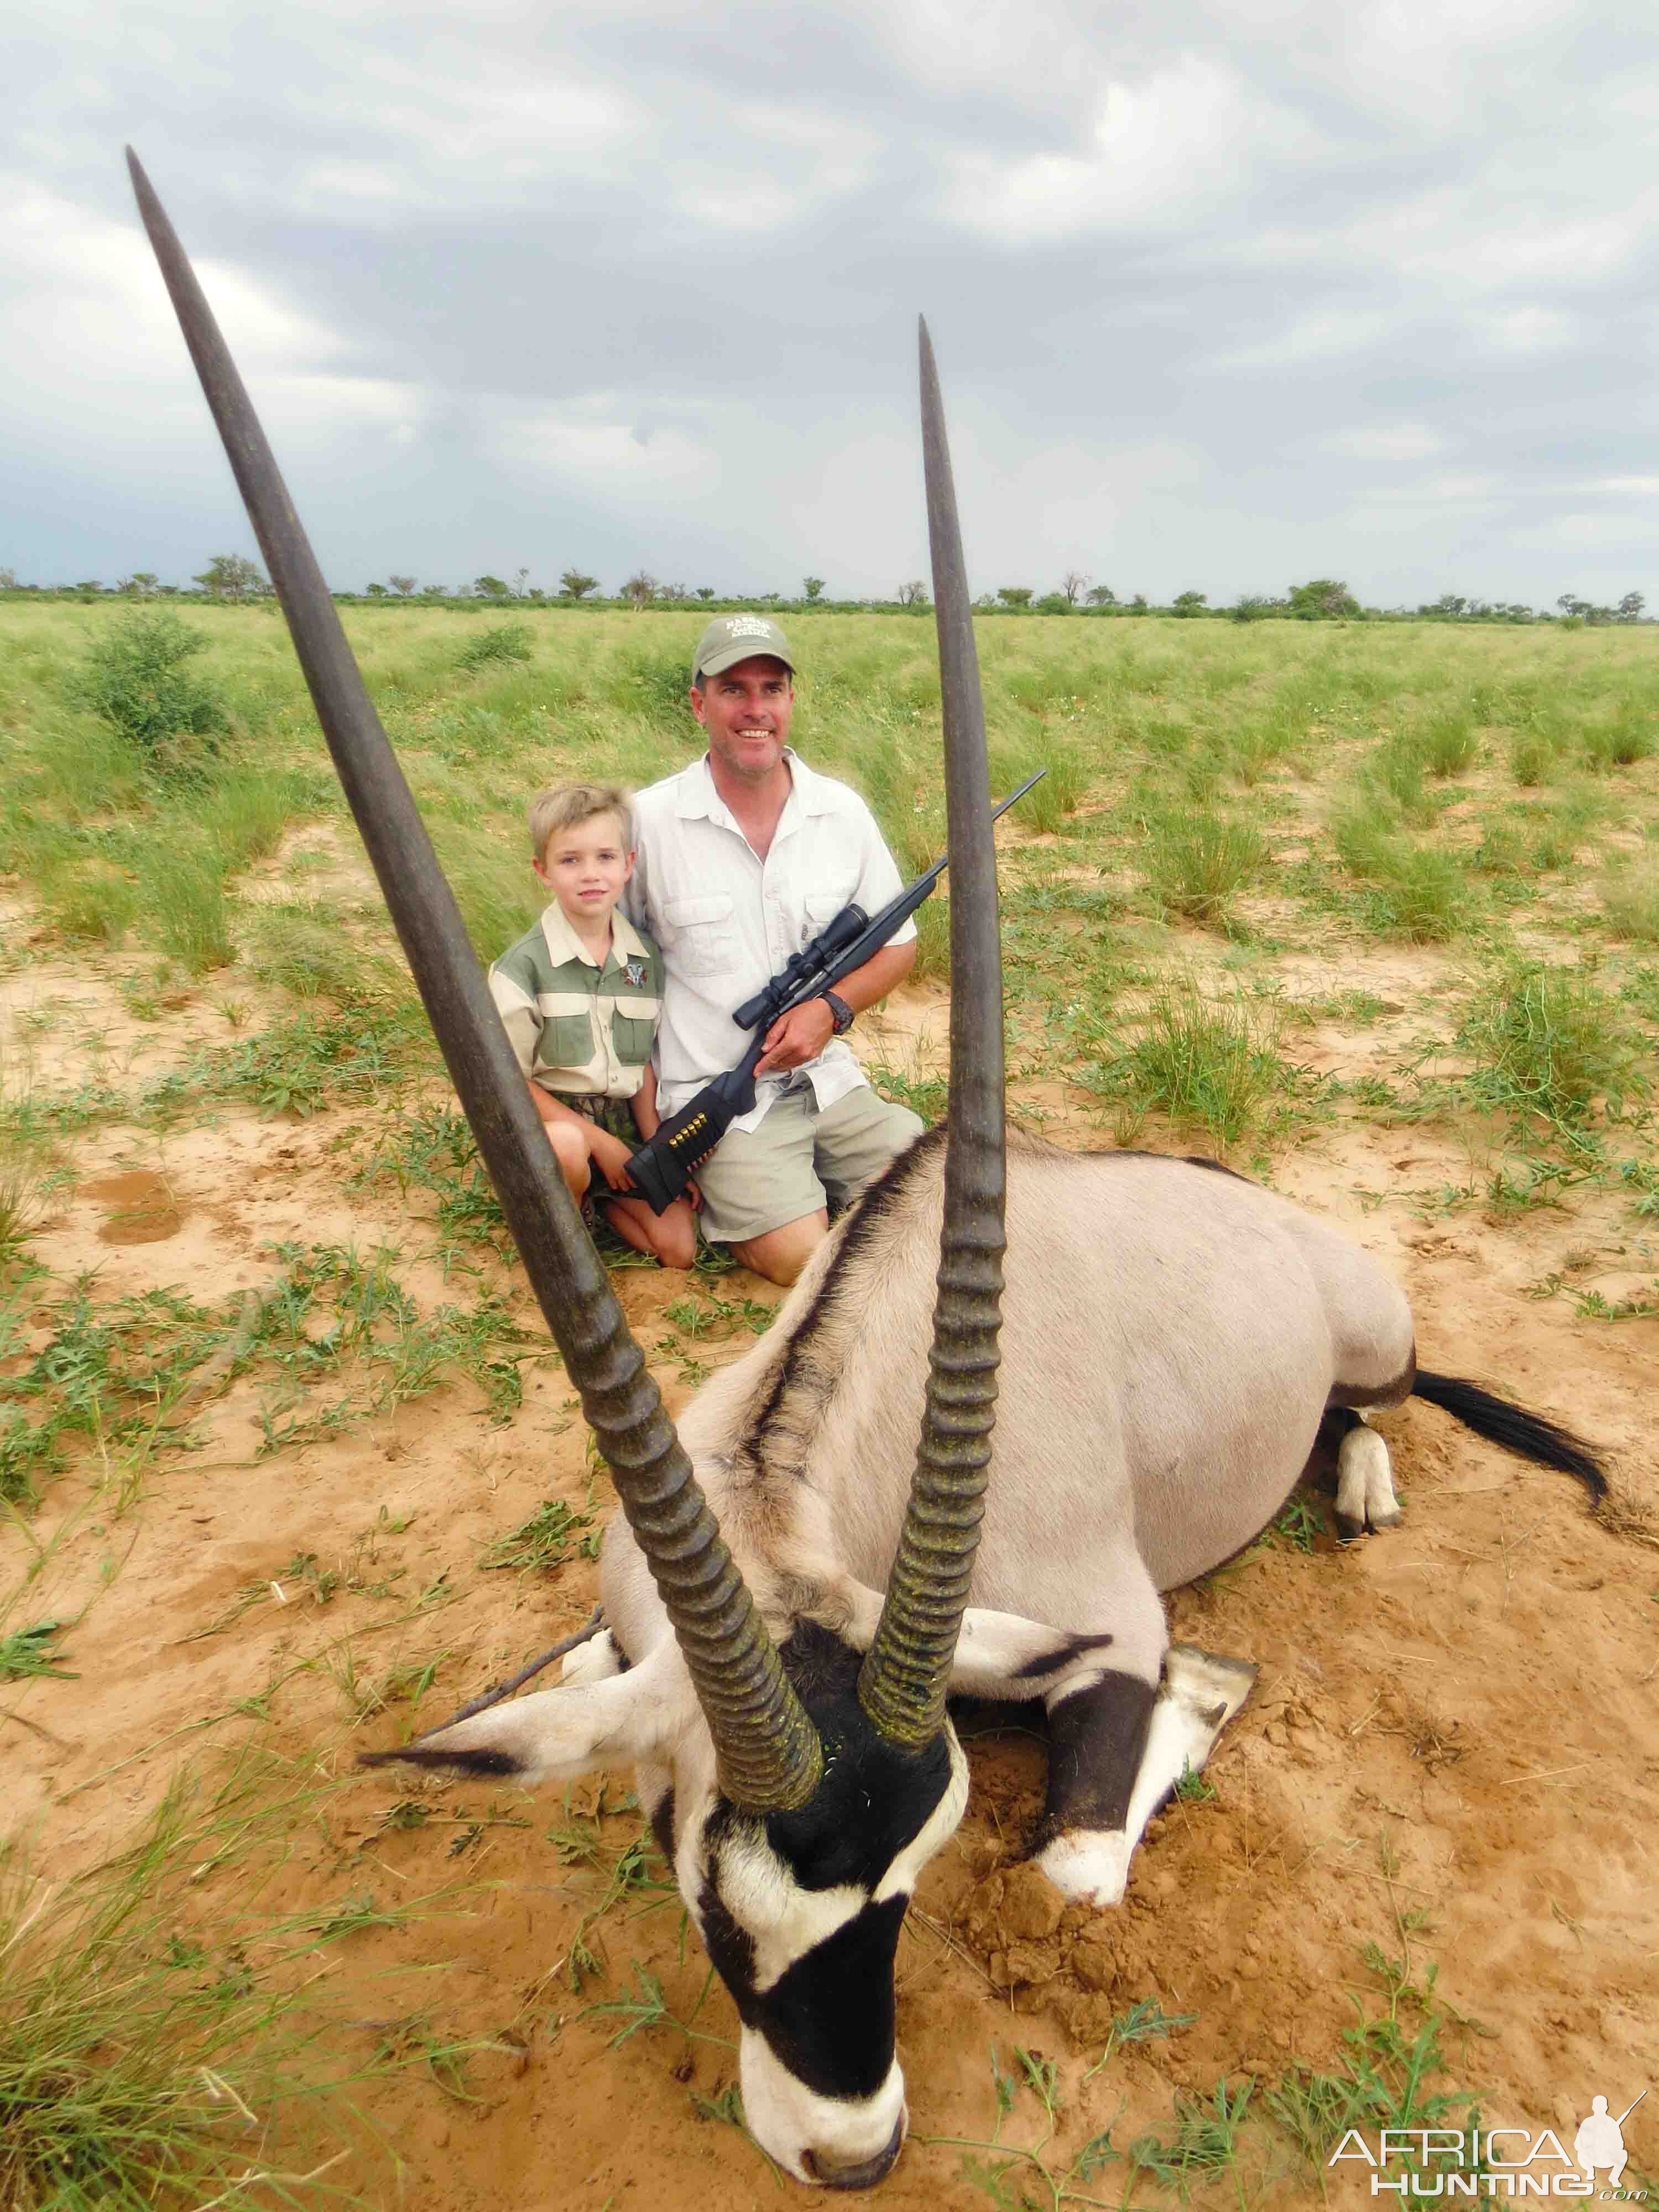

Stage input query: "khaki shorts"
[{"left": 694, "top": 1079, "right": 925, "bottom": 1246}]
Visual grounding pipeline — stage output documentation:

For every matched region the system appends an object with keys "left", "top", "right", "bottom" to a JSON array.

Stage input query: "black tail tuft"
[{"left": 1412, "top": 1369, "right": 1606, "bottom": 1505}]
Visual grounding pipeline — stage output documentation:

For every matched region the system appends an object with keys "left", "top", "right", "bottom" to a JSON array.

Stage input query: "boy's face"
[{"left": 535, "top": 812, "right": 634, "bottom": 926}]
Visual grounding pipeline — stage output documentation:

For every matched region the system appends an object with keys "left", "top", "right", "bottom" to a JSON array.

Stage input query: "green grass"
[
  {"left": 0, "top": 1752, "right": 380, "bottom": 2210},
  {"left": 0, "top": 1244, "right": 544, "bottom": 1510},
  {"left": 1145, "top": 812, "right": 1267, "bottom": 927},
  {"left": 1454, "top": 959, "right": 1647, "bottom": 1136},
  {"left": 477, "top": 1497, "right": 596, "bottom": 1574},
  {"left": 1079, "top": 978, "right": 1311, "bottom": 1151}
]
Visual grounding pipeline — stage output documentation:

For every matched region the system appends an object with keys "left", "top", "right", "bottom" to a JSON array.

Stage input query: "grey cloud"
[{"left": 6, "top": 0, "right": 1658, "bottom": 605}]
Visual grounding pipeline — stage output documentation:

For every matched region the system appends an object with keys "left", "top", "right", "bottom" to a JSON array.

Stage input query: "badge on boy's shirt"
[{"left": 623, "top": 957, "right": 648, "bottom": 989}]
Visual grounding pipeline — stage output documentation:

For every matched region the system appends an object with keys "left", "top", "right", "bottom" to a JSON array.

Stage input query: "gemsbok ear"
[{"left": 363, "top": 1658, "right": 691, "bottom": 1787}]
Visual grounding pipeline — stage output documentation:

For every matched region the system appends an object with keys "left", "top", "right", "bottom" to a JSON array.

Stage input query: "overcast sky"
[{"left": 6, "top": 0, "right": 1658, "bottom": 607}]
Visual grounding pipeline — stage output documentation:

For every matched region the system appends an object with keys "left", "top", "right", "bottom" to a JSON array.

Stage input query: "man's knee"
[{"left": 729, "top": 1211, "right": 829, "bottom": 1287}]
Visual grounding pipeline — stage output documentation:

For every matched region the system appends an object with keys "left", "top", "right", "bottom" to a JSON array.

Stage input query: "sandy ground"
[{"left": 5, "top": 965, "right": 1658, "bottom": 2209}]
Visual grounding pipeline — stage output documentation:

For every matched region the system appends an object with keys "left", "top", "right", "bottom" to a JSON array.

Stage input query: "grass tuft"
[
  {"left": 1455, "top": 959, "right": 1646, "bottom": 1134},
  {"left": 1146, "top": 813, "right": 1267, "bottom": 927},
  {"left": 456, "top": 623, "right": 533, "bottom": 671},
  {"left": 1081, "top": 978, "right": 1307, "bottom": 1150}
]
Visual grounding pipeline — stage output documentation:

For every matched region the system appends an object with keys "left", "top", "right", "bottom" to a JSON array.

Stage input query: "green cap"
[{"left": 691, "top": 614, "right": 795, "bottom": 686}]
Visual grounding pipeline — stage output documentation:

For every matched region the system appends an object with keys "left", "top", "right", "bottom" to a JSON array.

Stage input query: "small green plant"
[
  {"left": 1126, "top": 2075, "right": 1256, "bottom": 2194},
  {"left": 1265, "top": 1495, "right": 1323, "bottom": 1552},
  {"left": 74, "top": 609, "right": 226, "bottom": 748},
  {"left": 478, "top": 1497, "right": 594, "bottom": 1574},
  {"left": 1083, "top": 1997, "right": 1198, "bottom": 2079},
  {"left": 457, "top": 622, "right": 533, "bottom": 671},
  {"left": 0, "top": 1620, "right": 77, "bottom": 1682},
  {"left": 1171, "top": 1761, "right": 1218, "bottom": 1804}
]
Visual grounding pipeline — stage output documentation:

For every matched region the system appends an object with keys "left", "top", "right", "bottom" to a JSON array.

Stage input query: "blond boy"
[{"left": 488, "top": 782, "right": 698, "bottom": 1269}]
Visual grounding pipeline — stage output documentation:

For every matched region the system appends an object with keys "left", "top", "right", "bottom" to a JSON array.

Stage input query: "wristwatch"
[{"left": 821, "top": 990, "right": 854, "bottom": 1036}]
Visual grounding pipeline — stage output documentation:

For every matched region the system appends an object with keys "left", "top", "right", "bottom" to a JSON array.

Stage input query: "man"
[{"left": 624, "top": 614, "right": 924, "bottom": 1285}]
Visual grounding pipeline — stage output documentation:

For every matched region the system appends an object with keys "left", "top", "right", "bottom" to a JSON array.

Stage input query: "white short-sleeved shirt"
[{"left": 623, "top": 751, "right": 916, "bottom": 1134}]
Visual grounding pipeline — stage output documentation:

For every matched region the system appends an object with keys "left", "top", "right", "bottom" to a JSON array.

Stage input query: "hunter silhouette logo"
[
  {"left": 1576, "top": 2095, "right": 1644, "bottom": 2190},
  {"left": 1329, "top": 2090, "right": 1648, "bottom": 2196}
]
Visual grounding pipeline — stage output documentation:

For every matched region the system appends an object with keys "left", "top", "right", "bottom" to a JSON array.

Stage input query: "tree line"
[{"left": 0, "top": 560, "right": 1645, "bottom": 625}]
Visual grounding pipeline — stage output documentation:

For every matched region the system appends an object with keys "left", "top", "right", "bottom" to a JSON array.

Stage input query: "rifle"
[{"left": 617, "top": 770, "right": 1045, "bottom": 1215}]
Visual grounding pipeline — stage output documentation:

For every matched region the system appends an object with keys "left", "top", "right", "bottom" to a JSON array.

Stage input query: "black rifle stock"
[{"left": 617, "top": 770, "right": 1045, "bottom": 1215}]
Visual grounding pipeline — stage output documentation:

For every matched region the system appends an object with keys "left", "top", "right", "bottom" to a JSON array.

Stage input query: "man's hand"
[
  {"left": 587, "top": 1128, "right": 638, "bottom": 1193},
  {"left": 755, "top": 997, "right": 835, "bottom": 1076}
]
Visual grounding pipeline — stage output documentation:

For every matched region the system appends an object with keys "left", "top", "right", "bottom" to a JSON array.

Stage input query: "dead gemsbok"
[{"left": 128, "top": 149, "right": 1606, "bottom": 2190}]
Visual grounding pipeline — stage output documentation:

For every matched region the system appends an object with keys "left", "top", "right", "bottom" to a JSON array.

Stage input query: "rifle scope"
[{"left": 732, "top": 904, "right": 869, "bottom": 1032}]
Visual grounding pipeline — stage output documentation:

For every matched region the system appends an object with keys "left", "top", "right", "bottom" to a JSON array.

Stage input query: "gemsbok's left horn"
[{"left": 857, "top": 318, "right": 1007, "bottom": 1750}]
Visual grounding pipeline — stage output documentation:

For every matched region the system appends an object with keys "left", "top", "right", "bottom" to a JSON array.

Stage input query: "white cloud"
[
  {"left": 941, "top": 56, "right": 1321, "bottom": 244},
  {"left": 487, "top": 402, "right": 717, "bottom": 498},
  {"left": 1207, "top": 307, "right": 1400, "bottom": 371},
  {"left": 1321, "top": 423, "right": 1449, "bottom": 462}
]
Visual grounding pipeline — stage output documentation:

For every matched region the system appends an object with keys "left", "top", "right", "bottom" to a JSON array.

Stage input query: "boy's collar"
[{"left": 540, "top": 900, "right": 649, "bottom": 973}]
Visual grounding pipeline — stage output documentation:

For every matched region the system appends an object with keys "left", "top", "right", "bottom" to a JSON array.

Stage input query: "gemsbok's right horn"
[{"left": 125, "top": 145, "right": 823, "bottom": 1816}]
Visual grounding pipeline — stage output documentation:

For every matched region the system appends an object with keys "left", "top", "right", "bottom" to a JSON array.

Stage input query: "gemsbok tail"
[{"left": 1411, "top": 1369, "right": 1606, "bottom": 1505}]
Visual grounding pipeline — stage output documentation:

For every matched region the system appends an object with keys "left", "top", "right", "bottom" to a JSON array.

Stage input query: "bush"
[
  {"left": 76, "top": 612, "right": 226, "bottom": 748},
  {"left": 457, "top": 622, "right": 533, "bottom": 671}
]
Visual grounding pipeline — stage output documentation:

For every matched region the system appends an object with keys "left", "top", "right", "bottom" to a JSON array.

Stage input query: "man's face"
[{"left": 691, "top": 655, "right": 794, "bottom": 784}]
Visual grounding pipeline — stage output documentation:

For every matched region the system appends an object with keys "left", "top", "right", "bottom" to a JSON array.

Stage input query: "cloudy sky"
[{"left": 6, "top": 0, "right": 1658, "bottom": 607}]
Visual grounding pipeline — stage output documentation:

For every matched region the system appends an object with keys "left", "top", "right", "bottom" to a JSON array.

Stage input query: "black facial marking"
[
  {"left": 1038, "top": 1668, "right": 1158, "bottom": 1842},
  {"left": 1012, "top": 1630, "right": 1115, "bottom": 1682},
  {"left": 756, "top": 1896, "right": 907, "bottom": 2098},
  {"left": 694, "top": 1620, "right": 957, "bottom": 2100}
]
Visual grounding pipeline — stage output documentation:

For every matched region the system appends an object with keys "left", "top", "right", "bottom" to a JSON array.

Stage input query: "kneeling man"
[{"left": 625, "top": 615, "right": 924, "bottom": 1286}]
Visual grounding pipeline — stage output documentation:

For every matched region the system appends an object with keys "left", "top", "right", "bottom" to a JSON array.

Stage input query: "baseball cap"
[{"left": 691, "top": 614, "right": 796, "bottom": 686}]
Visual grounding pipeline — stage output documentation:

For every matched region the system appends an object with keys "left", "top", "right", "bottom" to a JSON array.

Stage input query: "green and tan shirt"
[{"left": 487, "top": 904, "right": 664, "bottom": 1100}]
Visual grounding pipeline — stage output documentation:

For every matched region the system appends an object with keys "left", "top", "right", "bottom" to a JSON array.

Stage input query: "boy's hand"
[
  {"left": 684, "top": 1177, "right": 703, "bottom": 1213},
  {"left": 588, "top": 1128, "right": 637, "bottom": 1193}
]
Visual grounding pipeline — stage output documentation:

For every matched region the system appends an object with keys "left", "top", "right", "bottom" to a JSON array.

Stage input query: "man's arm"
[{"left": 753, "top": 940, "right": 915, "bottom": 1076}]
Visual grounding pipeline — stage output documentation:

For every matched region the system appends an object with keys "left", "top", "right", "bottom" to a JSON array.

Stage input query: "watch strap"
[{"left": 822, "top": 990, "right": 854, "bottom": 1035}]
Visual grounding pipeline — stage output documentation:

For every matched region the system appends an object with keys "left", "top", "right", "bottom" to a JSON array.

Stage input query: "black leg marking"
[
  {"left": 649, "top": 1786, "right": 676, "bottom": 1866},
  {"left": 1011, "top": 1630, "right": 1115, "bottom": 1682},
  {"left": 1039, "top": 1668, "right": 1157, "bottom": 1843}
]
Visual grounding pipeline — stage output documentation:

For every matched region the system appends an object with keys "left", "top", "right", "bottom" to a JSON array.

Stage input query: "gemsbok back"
[{"left": 128, "top": 148, "right": 1606, "bottom": 2189}]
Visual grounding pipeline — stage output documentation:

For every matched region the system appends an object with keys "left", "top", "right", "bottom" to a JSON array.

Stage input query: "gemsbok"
[{"left": 128, "top": 149, "right": 1605, "bottom": 2190}]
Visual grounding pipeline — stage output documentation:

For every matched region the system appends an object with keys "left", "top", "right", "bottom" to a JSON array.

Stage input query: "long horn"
[
  {"left": 858, "top": 320, "right": 1006, "bottom": 1748},
  {"left": 125, "top": 149, "right": 821, "bottom": 1815}
]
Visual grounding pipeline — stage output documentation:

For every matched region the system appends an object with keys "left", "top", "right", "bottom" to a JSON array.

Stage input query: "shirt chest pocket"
[
  {"left": 546, "top": 1011, "right": 597, "bottom": 1068},
  {"left": 609, "top": 1007, "right": 655, "bottom": 1065},
  {"left": 662, "top": 893, "right": 738, "bottom": 978}
]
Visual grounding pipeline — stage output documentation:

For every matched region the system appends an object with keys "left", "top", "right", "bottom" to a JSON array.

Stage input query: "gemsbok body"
[{"left": 127, "top": 150, "right": 1605, "bottom": 2190}]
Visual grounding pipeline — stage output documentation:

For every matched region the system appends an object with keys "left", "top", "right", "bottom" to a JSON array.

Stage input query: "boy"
[{"left": 488, "top": 781, "right": 698, "bottom": 1269}]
